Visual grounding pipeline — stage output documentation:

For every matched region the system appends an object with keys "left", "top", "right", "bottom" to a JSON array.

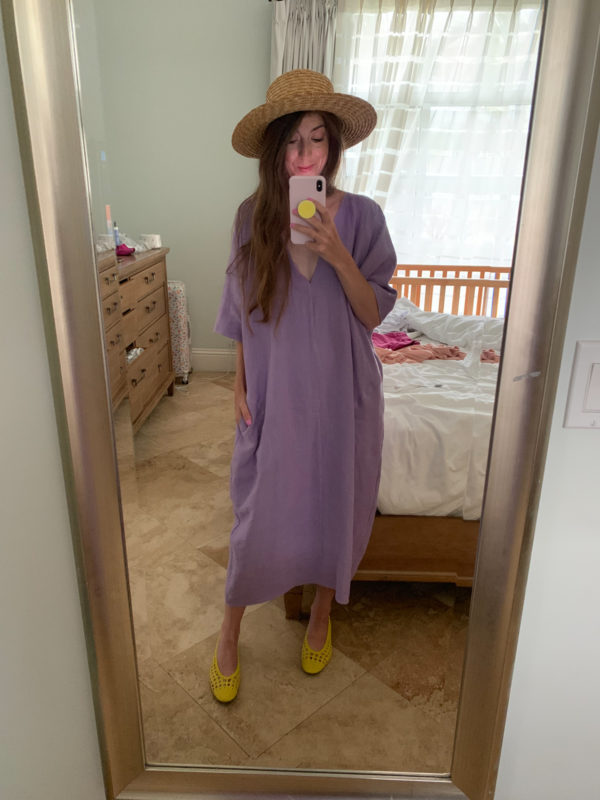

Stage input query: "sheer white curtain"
[
  {"left": 333, "top": 0, "right": 542, "bottom": 267},
  {"left": 271, "top": 0, "right": 338, "bottom": 80}
]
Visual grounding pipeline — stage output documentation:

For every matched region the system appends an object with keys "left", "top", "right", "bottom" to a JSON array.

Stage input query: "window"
[{"left": 333, "top": 0, "right": 543, "bottom": 268}]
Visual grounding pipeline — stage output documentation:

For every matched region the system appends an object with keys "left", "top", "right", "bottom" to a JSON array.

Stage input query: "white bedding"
[{"left": 376, "top": 298, "right": 502, "bottom": 520}]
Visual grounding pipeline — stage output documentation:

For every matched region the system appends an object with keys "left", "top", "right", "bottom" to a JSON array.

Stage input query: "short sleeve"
[
  {"left": 355, "top": 201, "right": 398, "bottom": 324},
  {"left": 214, "top": 237, "right": 243, "bottom": 342}
]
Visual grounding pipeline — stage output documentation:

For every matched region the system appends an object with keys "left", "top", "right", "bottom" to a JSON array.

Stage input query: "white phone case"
[{"left": 289, "top": 175, "right": 326, "bottom": 245}]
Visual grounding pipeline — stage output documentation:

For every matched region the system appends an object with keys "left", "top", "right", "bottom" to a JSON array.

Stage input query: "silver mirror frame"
[{"left": 3, "top": 0, "right": 599, "bottom": 797}]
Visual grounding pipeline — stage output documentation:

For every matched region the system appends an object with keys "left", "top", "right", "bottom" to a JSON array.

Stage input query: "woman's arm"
[
  {"left": 327, "top": 251, "right": 381, "bottom": 330},
  {"left": 291, "top": 199, "right": 381, "bottom": 330},
  {"left": 234, "top": 341, "right": 252, "bottom": 425}
]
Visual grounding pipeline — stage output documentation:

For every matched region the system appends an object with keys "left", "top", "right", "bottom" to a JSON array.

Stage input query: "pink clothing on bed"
[
  {"left": 375, "top": 343, "right": 466, "bottom": 364},
  {"left": 371, "top": 330, "right": 416, "bottom": 350},
  {"left": 480, "top": 348, "right": 500, "bottom": 363}
]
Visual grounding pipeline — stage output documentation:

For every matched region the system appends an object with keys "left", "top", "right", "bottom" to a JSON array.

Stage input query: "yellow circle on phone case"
[{"left": 298, "top": 199, "right": 316, "bottom": 219}]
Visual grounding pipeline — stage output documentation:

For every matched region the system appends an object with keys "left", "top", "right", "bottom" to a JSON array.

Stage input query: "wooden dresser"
[{"left": 97, "top": 247, "right": 175, "bottom": 431}]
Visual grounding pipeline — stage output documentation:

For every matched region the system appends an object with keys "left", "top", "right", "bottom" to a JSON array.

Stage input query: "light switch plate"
[{"left": 564, "top": 340, "right": 600, "bottom": 428}]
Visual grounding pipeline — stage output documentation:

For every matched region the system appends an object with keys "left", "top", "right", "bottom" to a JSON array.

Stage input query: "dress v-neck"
[
  {"left": 288, "top": 191, "right": 346, "bottom": 284},
  {"left": 289, "top": 248, "right": 320, "bottom": 283}
]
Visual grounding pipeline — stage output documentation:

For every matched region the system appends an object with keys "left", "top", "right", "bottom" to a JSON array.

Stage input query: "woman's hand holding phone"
[
  {"left": 289, "top": 175, "right": 326, "bottom": 245},
  {"left": 291, "top": 198, "right": 353, "bottom": 272},
  {"left": 291, "top": 196, "right": 381, "bottom": 329}
]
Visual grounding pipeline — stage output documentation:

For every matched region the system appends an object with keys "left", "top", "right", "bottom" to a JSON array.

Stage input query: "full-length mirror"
[
  {"left": 72, "top": 0, "right": 542, "bottom": 774},
  {"left": 5, "top": 0, "right": 600, "bottom": 796}
]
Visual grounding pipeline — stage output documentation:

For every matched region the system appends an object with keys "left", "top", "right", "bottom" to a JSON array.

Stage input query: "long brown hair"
[{"left": 232, "top": 111, "right": 343, "bottom": 328}]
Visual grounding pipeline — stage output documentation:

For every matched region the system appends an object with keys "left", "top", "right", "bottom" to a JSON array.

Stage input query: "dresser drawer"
[
  {"left": 101, "top": 289, "right": 121, "bottom": 330},
  {"left": 137, "top": 285, "right": 166, "bottom": 333},
  {"left": 119, "top": 276, "right": 137, "bottom": 314},
  {"left": 107, "top": 342, "right": 127, "bottom": 395},
  {"left": 120, "top": 259, "right": 166, "bottom": 310},
  {"left": 136, "top": 259, "right": 166, "bottom": 299},
  {"left": 105, "top": 318, "right": 125, "bottom": 354},
  {"left": 98, "top": 266, "right": 120, "bottom": 300},
  {"left": 136, "top": 313, "right": 169, "bottom": 351},
  {"left": 154, "top": 341, "right": 172, "bottom": 391},
  {"left": 128, "top": 347, "right": 155, "bottom": 421},
  {"left": 122, "top": 308, "right": 138, "bottom": 349}
]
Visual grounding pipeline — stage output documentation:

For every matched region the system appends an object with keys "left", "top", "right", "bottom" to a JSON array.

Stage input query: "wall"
[
  {"left": 2, "top": 8, "right": 600, "bottom": 800},
  {"left": 72, "top": 0, "right": 112, "bottom": 238},
  {"left": 494, "top": 123, "right": 600, "bottom": 799},
  {"left": 0, "top": 13, "right": 105, "bottom": 800},
  {"left": 73, "top": 0, "right": 271, "bottom": 354}
]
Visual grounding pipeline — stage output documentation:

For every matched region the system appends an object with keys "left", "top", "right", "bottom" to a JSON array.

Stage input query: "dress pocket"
[
  {"left": 236, "top": 416, "right": 253, "bottom": 436},
  {"left": 230, "top": 415, "right": 261, "bottom": 509}
]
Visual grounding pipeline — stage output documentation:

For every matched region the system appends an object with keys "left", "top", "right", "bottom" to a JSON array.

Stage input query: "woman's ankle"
[
  {"left": 219, "top": 626, "right": 240, "bottom": 646},
  {"left": 309, "top": 605, "right": 330, "bottom": 623}
]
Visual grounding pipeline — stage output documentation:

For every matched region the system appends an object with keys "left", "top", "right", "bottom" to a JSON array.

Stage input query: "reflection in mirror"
[{"left": 73, "top": 0, "right": 542, "bottom": 774}]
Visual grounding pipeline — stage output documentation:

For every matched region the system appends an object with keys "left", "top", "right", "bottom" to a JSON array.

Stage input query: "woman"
[{"left": 211, "top": 70, "right": 397, "bottom": 702}]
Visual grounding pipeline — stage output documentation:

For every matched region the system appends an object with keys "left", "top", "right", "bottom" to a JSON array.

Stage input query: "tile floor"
[{"left": 114, "top": 372, "right": 470, "bottom": 774}]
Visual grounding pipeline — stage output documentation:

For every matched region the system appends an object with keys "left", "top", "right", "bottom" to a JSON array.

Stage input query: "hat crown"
[{"left": 266, "top": 69, "right": 334, "bottom": 103}]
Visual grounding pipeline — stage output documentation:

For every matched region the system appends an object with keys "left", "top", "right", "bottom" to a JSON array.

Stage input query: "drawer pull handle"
[
  {"left": 109, "top": 333, "right": 122, "bottom": 347},
  {"left": 131, "top": 369, "right": 147, "bottom": 388},
  {"left": 149, "top": 331, "right": 160, "bottom": 343},
  {"left": 103, "top": 272, "right": 117, "bottom": 285},
  {"left": 145, "top": 300, "right": 157, "bottom": 313},
  {"left": 106, "top": 301, "right": 119, "bottom": 315},
  {"left": 144, "top": 272, "right": 156, "bottom": 284}
]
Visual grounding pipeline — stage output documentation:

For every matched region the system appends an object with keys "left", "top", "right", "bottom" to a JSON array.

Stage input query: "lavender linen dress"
[{"left": 214, "top": 193, "right": 397, "bottom": 606}]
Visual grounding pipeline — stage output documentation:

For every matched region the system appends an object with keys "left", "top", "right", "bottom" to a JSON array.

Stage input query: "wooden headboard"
[{"left": 390, "top": 265, "right": 511, "bottom": 318}]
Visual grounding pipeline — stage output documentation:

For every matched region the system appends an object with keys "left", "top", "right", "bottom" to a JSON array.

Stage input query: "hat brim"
[{"left": 231, "top": 93, "right": 377, "bottom": 158}]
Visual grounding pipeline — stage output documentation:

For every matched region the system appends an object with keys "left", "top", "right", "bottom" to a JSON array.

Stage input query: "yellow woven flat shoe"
[
  {"left": 302, "top": 618, "right": 332, "bottom": 675},
  {"left": 209, "top": 647, "right": 240, "bottom": 703}
]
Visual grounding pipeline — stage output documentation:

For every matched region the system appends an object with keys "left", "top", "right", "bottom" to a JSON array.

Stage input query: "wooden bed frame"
[{"left": 284, "top": 266, "right": 511, "bottom": 619}]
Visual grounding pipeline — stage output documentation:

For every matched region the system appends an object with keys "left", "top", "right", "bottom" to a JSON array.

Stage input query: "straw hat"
[{"left": 232, "top": 69, "right": 377, "bottom": 158}]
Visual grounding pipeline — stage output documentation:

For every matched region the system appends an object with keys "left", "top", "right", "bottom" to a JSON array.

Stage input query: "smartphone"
[{"left": 289, "top": 175, "right": 326, "bottom": 245}]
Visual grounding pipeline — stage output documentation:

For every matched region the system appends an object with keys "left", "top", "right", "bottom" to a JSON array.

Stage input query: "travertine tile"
[
  {"left": 212, "top": 372, "right": 236, "bottom": 391},
  {"left": 138, "top": 657, "right": 248, "bottom": 765},
  {"left": 437, "top": 613, "right": 469, "bottom": 707},
  {"left": 128, "top": 561, "right": 151, "bottom": 663},
  {"left": 368, "top": 610, "right": 465, "bottom": 707},
  {"left": 162, "top": 602, "right": 365, "bottom": 760},
  {"left": 132, "top": 452, "right": 225, "bottom": 543},
  {"left": 197, "top": 528, "right": 231, "bottom": 570},
  {"left": 177, "top": 436, "right": 234, "bottom": 479},
  {"left": 122, "top": 504, "right": 186, "bottom": 568},
  {"left": 252, "top": 672, "right": 454, "bottom": 773},
  {"left": 182, "top": 477, "right": 234, "bottom": 547},
  {"left": 144, "top": 542, "right": 228, "bottom": 662},
  {"left": 359, "top": 585, "right": 469, "bottom": 719},
  {"left": 132, "top": 402, "right": 233, "bottom": 461},
  {"left": 330, "top": 581, "right": 456, "bottom": 672},
  {"left": 121, "top": 374, "right": 470, "bottom": 774},
  {"left": 136, "top": 383, "right": 235, "bottom": 443}
]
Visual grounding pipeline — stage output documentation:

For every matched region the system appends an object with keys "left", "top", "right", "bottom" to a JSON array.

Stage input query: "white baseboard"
[{"left": 191, "top": 347, "right": 235, "bottom": 373}]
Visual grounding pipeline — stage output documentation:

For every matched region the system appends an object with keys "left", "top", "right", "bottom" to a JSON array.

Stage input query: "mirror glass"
[{"left": 72, "top": 0, "right": 542, "bottom": 774}]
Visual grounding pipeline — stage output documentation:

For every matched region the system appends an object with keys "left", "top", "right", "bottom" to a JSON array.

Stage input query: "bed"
[{"left": 283, "top": 266, "right": 510, "bottom": 618}]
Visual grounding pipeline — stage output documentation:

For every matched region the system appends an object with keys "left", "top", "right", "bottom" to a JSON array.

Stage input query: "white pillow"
[
  {"left": 378, "top": 297, "right": 504, "bottom": 351},
  {"left": 406, "top": 307, "right": 504, "bottom": 351},
  {"left": 376, "top": 296, "right": 419, "bottom": 333}
]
